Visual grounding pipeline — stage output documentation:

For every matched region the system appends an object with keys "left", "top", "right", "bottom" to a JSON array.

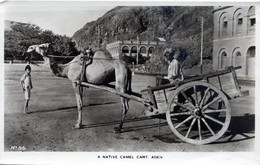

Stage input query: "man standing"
[{"left": 164, "top": 50, "right": 184, "bottom": 83}]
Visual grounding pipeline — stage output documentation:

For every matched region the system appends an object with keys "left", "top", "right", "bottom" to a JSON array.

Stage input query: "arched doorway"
[
  {"left": 219, "top": 50, "right": 228, "bottom": 69},
  {"left": 246, "top": 46, "right": 255, "bottom": 79}
]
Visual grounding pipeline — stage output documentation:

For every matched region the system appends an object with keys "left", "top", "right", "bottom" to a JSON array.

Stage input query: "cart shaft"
[{"left": 79, "top": 81, "right": 147, "bottom": 104}]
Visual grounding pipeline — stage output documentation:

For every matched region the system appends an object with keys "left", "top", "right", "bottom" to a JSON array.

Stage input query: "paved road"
[{"left": 4, "top": 64, "right": 255, "bottom": 152}]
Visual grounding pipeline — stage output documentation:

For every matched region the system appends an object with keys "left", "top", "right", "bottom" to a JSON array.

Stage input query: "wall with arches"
[
  {"left": 106, "top": 40, "right": 163, "bottom": 64},
  {"left": 214, "top": 6, "right": 255, "bottom": 39},
  {"left": 213, "top": 6, "right": 255, "bottom": 80},
  {"left": 120, "top": 44, "right": 156, "bottom": 57}
]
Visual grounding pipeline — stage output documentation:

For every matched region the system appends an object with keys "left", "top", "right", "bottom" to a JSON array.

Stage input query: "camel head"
[{"left": 27, "top": 43, "right": 53, "bottom": 56}]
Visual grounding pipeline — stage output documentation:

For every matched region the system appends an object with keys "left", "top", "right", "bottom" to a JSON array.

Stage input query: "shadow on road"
[
  {"left": 155, "top": 113, "right": 255, "bottom": 145},
  {"left": 29, "top": 101, "right": 118, "bottom": 114},
  {"left": 81, "top": 116, "right": 162, "bottom": 129},
  {"left": 70, "top": 112, "right": 255, "bottom": 145},
  {"left": 212, "top": 113, "right": 255, "bottom": 144}
]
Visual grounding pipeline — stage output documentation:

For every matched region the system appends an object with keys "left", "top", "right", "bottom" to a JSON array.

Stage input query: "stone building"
[
  {"left": 213, "top": 6, "right": 255, "bottom": 80},
  {"left": 106, "top": 38, "right": 166, "bottom": 64}
]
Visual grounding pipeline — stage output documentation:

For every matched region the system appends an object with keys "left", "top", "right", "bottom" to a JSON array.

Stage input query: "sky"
[{"left": 2, "top": 1, "right": 116, "bottom": 37}]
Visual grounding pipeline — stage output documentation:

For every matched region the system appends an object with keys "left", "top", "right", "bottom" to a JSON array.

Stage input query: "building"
[
  {"left": 213, "top": 6, "right": 255, "bottom": 80},
  {"left": 106, "top": 38, "right": 166, "bottom": 64}
]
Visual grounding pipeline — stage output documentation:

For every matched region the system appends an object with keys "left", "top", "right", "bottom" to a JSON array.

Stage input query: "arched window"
[
  {"left": 221, "top": 52, "right": 228, "bottom": 69},
  {"left": 233, "top": 9, "right": 243, "bottom": 35},
  {"left": 218, "top": 49, "right": 228, "bottom": 69},
  {"left": 248, "top": 6, "right": 255, "bottom": 32},
  {"left": 148, "top": 47, "right": 155, "bottom": 57},
  {"left": 219, "top": 13, "right": 228, "bottom": 37},
  {"left": 130, "top": 46, "right": 137, "bottom": 56},
  {"left": 122, "top": 46, "right": 129, "bottom": 56},
  {"left": 222, "top": 17, "right": 228, "bottom": 36},
  {"left": 236, "top": 13, "right": 243, "bottom": 33},
  {"left": 247, "top": 46, "right": 255, "bottom": 58},
  {"left": 139, "top": 46, "right": 147, "bottom": 56}
]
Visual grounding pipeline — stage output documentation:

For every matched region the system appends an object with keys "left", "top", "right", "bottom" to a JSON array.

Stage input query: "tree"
[{"left": 4, "top": 22, "right": 80, "bottom": 61}]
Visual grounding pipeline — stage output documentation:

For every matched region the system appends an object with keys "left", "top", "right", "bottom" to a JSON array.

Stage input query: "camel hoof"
[
  {"left": 114, "top": 127, "right": 122, "bottom": 133},
  {"left": 74, "top": 123, "right": 82, "bottom": 129}
]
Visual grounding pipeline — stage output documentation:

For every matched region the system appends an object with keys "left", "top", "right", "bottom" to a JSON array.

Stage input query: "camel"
[{"left": 27, "top": 43, "right": 132, "bottom": 132}]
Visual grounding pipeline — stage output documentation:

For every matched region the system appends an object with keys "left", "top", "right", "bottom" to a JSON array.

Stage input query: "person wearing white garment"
[
  {"left": 20, "top": 65, "right": 33, "bottom": 114},
  {"left": 164, "top": 51, "right": 184, "bottom": 83}
]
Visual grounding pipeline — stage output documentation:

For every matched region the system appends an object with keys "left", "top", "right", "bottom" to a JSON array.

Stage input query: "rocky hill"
[{"left": 72, "top": 6, "right": 214, "bottom": 70}]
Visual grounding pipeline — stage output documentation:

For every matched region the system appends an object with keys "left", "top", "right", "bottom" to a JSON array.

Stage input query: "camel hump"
[{"left": 93, "top": 50, "right": 112, "bottom": 59}]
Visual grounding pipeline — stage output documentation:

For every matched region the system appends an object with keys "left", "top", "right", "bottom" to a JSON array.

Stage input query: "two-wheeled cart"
[{"left": 79, "top": 66, "right": 249, "bottom": 145}]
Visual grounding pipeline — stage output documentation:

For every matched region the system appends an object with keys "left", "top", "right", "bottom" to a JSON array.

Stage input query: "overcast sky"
[{"left": 3, "top": 1, "right": 116, "bottom": 37}]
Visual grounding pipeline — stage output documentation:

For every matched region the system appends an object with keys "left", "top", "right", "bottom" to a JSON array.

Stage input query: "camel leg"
[
  {"left": 73, "top": 83, "right": 83, "bottom": 129},
  {"left": 115, "top": 93, "right": 129, "bottom": 133},
  {"left": 114, "top": 66, "right": 131, "bottom": 133}
]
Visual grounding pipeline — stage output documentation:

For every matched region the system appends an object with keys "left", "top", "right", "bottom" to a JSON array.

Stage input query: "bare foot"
[
  {"left": 114, "top": 127, "right": 122, "bottom": 133},
  {"left": 74, "top": 123, "right": 82, "bottom": 129}
]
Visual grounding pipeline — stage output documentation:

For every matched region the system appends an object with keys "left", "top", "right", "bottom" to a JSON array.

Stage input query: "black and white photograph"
[{"left": 0, "top": 1, "right": 259, "bottom": 164}]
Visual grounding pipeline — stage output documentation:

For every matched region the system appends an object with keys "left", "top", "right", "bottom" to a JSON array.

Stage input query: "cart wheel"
[{"left": 166, "top": 81, "right": 231, "bottom": 145}]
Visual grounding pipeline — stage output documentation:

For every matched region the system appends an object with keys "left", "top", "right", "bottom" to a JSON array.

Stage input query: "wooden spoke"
[
  {"left": 201, "top": 118, "right": 215, "bottom": 136},
  {"left": 197, "top": 118, "right": 202, "bottom": 140},
  {"left": 193, "top": 86, "right": 198, "bottom": 106},
  {"left": 180, "top": 91, "right": 196, "bottom": 109},
  {"left": 185, "top": 118, "right": 196, "bottom": 138},
  {"left": 204, "top": 109, "right": 227, "bottom": 113},
  {"left": 199, "top": 87, "right": 210, "bottom": 108},
  {"left": 172, "top": 100, "right": 192, "bottom": 111},
  {"left": 175, "top": 115, "right": 193, "bottom": 129},
  {"left": 170, "top": 112, "right": 191, "bottom": 117},
  {"left": 202, "top": 96, "right": 221, "bottom": 110},
  {"left": 204, "top": 114, "right": 224, "bottom": 126}
]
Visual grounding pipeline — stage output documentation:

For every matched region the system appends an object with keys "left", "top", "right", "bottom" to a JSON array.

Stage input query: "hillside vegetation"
[
  {"left": 72, "top": 6, "right": 214, "bottom": 70},
  {"left": 4, "top": 21, "right": 79, "bottom": 61}
]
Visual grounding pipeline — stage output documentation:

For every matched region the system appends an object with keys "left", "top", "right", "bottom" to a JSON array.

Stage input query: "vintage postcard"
[{"left": 0, "top": 1, "right": 259, "bottom": 164}]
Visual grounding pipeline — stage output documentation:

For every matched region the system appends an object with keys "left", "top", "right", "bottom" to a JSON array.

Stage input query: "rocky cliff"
[{"left": 72, "top": 6, "right": 214, "bottom": 69}]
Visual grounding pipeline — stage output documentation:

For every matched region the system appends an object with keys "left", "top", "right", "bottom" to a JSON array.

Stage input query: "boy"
[{"left": 20, "top": 65, "right": 33, "bottom": 114}]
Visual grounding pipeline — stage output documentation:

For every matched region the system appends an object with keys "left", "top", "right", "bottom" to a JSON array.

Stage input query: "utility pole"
[
  {"left": 115, "top": 21, "right": 118, "bottom": 41},
  {"left": 136, "top": 35, "right": 140, "bottom": 65},
  {"left": 96, "top": 25, "right": 102, "bottom": 48},
  {"left": 103, "top": 31, "right": 108, "bottom": 49},
  {"left": 200, "top": 17, "right": 205, "bottom": 74}
]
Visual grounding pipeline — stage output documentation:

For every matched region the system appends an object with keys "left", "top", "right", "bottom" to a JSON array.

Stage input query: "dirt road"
[{"left": 4, "top": 64, "right": 255, "bottom": 152}]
